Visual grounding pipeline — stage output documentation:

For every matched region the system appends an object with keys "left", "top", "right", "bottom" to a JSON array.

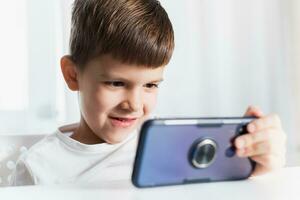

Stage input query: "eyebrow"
[{"left": 98, "top": 74, "right": 164, "bottom": 83}]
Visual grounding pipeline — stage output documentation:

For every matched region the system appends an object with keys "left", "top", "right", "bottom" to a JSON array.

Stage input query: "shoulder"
[
  {"left": 19, "top": 133, "right": 61, "bottom": 162},
  {"left": 22, "top": 123, "right": 79, "bottom": 159}
]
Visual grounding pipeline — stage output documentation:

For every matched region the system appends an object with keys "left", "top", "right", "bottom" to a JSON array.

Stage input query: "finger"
[
  {"left": 235, "top": 128, "right": 276, "bottom": 149},
  {"left": 244, "top": 105, "right": 264, "bottom": 117},
  {"left": 237, "top": 137, "right": 285, "bottom": 157},
  {"left": 236, "top": 142, "right": 272, "bottom": 157},
  {"left": 247, "top": 114, "right": 282, "bottom": 133}
]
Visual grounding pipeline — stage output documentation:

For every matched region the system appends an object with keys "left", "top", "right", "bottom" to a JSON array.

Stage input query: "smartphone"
[{"left": 132, "top": 117, "right": 256, "bottom": 188}]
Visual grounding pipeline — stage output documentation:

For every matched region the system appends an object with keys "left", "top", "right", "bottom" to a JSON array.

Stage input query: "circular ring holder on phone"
[{"left": 189, "top": 138, "right": 218, "bottom": 169}]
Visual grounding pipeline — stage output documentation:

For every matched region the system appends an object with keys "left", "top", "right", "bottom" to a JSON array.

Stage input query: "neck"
[{"left": 71, "top": 117, "right": 104, "bottom": 144}]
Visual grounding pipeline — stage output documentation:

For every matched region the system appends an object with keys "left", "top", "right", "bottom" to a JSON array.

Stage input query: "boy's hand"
[{"left": 234, "top": 106, "right": 286, "bottom": 176}]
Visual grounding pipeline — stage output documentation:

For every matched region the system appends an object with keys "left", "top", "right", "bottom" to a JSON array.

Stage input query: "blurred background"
[{"left": 0, "top": 0, "right": 299, "bottom": 166}]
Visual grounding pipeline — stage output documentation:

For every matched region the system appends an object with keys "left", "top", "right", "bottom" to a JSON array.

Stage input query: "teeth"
[{"left": 112, "top": 117, "right": 134, "bottom": 121}]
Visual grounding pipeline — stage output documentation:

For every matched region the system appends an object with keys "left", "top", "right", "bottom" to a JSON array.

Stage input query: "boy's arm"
[
  {"left": 10, "top": 158, "right": 35, "bottom": 186},
  {"left": 234, "top": 106, "right": 286, "bottom": 176}
]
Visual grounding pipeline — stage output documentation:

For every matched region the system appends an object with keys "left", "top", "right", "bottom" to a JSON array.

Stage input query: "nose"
[{"left": 120, "top": 89, "right": 142, "bottom": 112}]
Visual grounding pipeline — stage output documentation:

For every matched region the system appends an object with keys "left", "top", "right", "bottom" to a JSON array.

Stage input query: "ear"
[{"left": 60, "top": 55, "right": 80, "bottom": 91}]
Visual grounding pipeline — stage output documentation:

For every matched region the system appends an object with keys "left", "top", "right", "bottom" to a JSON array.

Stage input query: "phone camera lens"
[
  {"left": 190, "top": 138, "right": 217, "bottom": 168},
  {"left": 225, "top": 146, "right": 236, "bottom": 157}
]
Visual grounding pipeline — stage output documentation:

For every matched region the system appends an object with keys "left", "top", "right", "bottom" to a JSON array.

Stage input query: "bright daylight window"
[
  {"left": 0, "top": 0, "right": 71, "bottom": 134},
  {"left": 0, "top": 1, "right": 28, "bottom": 111}
]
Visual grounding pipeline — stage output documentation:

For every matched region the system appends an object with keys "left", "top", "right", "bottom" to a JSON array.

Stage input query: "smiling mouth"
[
  {"left": 109, "top": 116, "right": 138, "bottom": 128},
  {"left": 110, "top": 116, "right": 138, "bottom": 121}
]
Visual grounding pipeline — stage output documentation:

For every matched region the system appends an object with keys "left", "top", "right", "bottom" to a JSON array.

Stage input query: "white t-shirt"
[{"left": 10, "top": 123, "right": 138, "bottom": 186}]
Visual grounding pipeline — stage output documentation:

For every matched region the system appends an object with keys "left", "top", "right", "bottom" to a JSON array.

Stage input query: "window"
[
  {"left": 0, "top": 1, "right": 28, "bottom": 111},
  {"left": 0, "top": 0, "right": 78, "bottom": 134}
]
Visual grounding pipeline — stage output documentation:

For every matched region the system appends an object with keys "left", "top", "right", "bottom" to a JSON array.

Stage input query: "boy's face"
[{"left": 68, "top": 55, "right": 164, "bottom": 144}]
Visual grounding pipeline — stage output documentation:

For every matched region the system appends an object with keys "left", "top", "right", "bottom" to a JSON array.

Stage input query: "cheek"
[
  {"left": 81, "top": 85, "right": 121, "bottom": 116},
  {"left": 93, "top": 88, "right": 122, "bottom": 112},
  {"left": 143, "top": 92, "right": 158, "bottom": 115}
]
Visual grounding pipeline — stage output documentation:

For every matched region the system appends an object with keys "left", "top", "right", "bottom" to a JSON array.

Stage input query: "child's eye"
[
  {"left": 145, "top": 83, "right": 159, "bottom": 89},
  {"left": 104, "top": 81, "right": 125, "bottom": 87}
]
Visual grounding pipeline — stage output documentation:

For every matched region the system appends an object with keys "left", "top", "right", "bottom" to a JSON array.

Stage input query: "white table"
[{"left": 1, "top": 167, "right": 300, "bottom": 200}]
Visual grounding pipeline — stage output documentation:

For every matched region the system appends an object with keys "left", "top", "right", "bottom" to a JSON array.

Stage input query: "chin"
[
  {"left": 105, "top": 134, "right": 129, "bottom": 144},
  {"left": 103, "top": 126, "right": 136, "bottom": 144}
]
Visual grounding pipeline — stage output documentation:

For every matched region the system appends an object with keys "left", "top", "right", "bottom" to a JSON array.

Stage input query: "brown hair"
[{"left": 70, "top": 0, "right": 174, "bottom": 70}]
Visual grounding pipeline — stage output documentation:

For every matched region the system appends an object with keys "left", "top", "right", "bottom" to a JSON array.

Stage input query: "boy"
[{"left": 11, "top": 0, "right": 286, "bottom": 186}]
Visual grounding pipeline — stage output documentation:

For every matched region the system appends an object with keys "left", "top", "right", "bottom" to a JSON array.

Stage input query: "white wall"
[{"left": 285, "top": 0, "right": 300, "bottom": 164}]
